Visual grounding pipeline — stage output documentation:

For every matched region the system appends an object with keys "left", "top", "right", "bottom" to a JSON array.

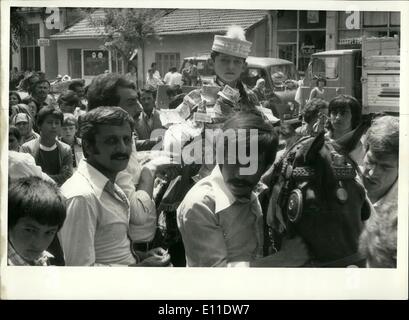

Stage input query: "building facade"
[
  {"left": 272, "top": 10, "right": 401, "bottom": 72},
  {"left": 11, "top": 8, "right": 401, "bottom": 83}
]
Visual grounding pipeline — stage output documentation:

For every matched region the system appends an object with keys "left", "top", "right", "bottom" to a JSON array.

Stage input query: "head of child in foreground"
[{"left": 8, "top": 177, "right": 66, "bottom": 263}]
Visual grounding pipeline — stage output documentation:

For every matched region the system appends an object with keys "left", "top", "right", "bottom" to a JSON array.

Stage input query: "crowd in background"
[{"left": 7, "top": 26, "right": 399, "bottom": 269}]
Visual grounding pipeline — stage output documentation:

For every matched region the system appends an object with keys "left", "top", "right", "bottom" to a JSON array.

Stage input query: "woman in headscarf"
[{"left": 10, "top": 111, "right": 39, "bottom": 144}]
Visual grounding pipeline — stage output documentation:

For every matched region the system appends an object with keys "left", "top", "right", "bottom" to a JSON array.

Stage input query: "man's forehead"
[
  {"left": 35, "top": 82, "right": 50, "bottom": 88},
  {"left": 95, "top": 123, "right": 132, "bottom": 135},
  {"left": 43, "top": 115, "right": 61, "bottom": 121},
  {"left": 367, "top": 148, "right": 398, "bottom": 163}
]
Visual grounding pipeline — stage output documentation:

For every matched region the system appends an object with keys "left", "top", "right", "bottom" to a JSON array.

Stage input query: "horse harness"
[{"left": 264, "top": 135, "right": 365, "bottom": 267}]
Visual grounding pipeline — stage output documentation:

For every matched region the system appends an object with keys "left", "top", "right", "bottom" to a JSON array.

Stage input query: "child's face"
[
  {"left": 61, "top": 124, "right": 76, "bottom": 142},
  {"left": 39, "top": 115, "right": 62, "bottom": 140},
  {"left": 9, "top": 216, "right": 58, "bottom": 261}
]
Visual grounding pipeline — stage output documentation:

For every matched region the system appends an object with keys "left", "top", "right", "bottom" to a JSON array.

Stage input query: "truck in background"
[
  {"left": 156, "top": 55, "right": 301, "bottom": 124},
  {"left": 299, "top": 36, "right": 400, "bottom": 116}
]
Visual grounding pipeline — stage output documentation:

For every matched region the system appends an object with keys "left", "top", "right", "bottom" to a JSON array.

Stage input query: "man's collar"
[
  {"left": 143, "top": 109, "right": 155, "bottom": 119},
  {"left": 209, "top": 165, "right": 262, "bottom": 214},
  {"left": 77, "top": 159, "right": 110, "bottom": 199}
]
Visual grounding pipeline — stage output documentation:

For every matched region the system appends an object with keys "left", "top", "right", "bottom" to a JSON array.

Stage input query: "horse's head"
[{"left": 264, "top": 130, "right": 371, "bottom": 266}]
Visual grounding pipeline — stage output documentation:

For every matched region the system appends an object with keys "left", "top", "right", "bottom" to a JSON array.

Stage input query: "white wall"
[
  {"left": 141, "top": 33, "right": 214, "bottom": 84},
  {"left": 55, "top": 38, "right": 104, "bottom": 84}
]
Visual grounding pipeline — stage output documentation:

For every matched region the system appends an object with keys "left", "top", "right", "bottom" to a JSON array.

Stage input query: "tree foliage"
[
  {"left": 10, "top": 8, "right": 29, "bottom": 53},
  {"left": 87, "top": 8, "right": 161, "bottom": 69}
]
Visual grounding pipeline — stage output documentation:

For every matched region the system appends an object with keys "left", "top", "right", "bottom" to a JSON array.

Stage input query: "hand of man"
[
  {"left": 141, "top": 247, "right": 171, "bottom": 267},
  {"left": 145, "top": 154, "right": 181, "bottom": 177}
]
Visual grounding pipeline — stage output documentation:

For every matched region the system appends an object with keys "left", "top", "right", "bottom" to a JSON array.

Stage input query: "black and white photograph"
[{"left": 0, "top": 0, "right": 407, "bottom": 301}]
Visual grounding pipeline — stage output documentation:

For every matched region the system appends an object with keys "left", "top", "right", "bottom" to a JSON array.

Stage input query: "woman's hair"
[
  {"left": 328, "top": 94, "right": 362, "bottom": 130},
  {"left": 9, "top": 91, "right": 22, "bottom": 104},
  {"left": 8, "top": 176, "right": 67, "bottom": 230}
]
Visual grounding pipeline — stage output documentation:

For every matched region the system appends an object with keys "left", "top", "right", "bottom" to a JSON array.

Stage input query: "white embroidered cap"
[{"left": 212, "top": 25, "right": 252, "bottom": 59}]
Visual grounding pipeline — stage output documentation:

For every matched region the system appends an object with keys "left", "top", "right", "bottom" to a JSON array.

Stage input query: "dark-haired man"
[
  {"left": 20, "top": 106, "right": 73, "bottom": 186},
  {"left": 177, "top": 111, "right": 309, "bottom": 267},
  {"left": 359, "top": 116, "right": 399, "bottom": 268},
  {"left": 87, "top": 73, "right": 142, "bottom": 121},
  {"left": 23, "top": 79, "right": 54, "bottom": 118},
  {"left": 87, "top": 74, "right": 176, "bottom": 258},
  {"left": 60, "top": 107, "right": 170, "bottom": 266},
  {"left": 134, "top": 89, "right": 164, "bottom": 151}
]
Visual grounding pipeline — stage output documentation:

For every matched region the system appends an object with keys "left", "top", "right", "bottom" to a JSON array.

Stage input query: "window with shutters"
[
  {"left": 155, "top": 52, "right": 180, "bottom": 77},
  {"left": 20, "top": 24, "right": 41, "bottom": 71}
]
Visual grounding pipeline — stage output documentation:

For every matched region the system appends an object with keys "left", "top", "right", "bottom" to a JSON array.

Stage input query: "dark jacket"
[
  {"left": 20, "top": 138, "right": 73, "bottom": 186},
  {"left": 134, "top": 110, "right": 164, "bottom": 151}
]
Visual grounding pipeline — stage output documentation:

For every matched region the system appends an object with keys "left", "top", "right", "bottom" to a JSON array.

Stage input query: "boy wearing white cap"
[{"left": 157, "top": 26, "right": 263, "bottom": 266}]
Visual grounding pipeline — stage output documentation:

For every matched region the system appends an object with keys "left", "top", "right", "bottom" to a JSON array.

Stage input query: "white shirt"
[
  {"left": 169, "top": 72, "right": 183, "bottom": 86},
  {"left": 163, "top": 72, "right": 172, "bottom": 85},
  {"left": 60, "top": 159, "right": 136, "bottom": 266},
  {"left": 146, "top": 70, "right": 161, "bottom": 80},
  {"left": 115, "top": 143, "right": 157, "bottom": 242}
]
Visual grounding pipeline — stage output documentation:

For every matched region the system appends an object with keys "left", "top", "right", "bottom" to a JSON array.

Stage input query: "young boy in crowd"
[
  {"left": 60, "top": 113, "right": 83, "bottom": 169},
  {"left": 20, "top": 106, "right": 73, "bottom": 186},
  {"left": 8, "top": 176, "right": 66, "bottom": 266}
]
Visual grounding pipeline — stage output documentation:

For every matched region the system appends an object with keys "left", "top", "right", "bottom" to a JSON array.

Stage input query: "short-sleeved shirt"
[{"left": 177, "top": 166, "right": 264, "bottom": 267}]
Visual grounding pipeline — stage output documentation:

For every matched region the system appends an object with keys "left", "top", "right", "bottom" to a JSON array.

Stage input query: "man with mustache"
[
  {"left": 177, "top": 111, "right": 309, "bottom": 267},
  {"left": 359, "top": 116, "right": 399, "bottom": 267},
  {"left": 86, "top": 73, "right": 176, "bottom": 259},
  {"left": 134, "top": 89, "right": 164, "bottom": 151},
  {"left": 23, "top": 80, "right": 55, "bottom": 121},
  {"left": 59, "top": 107, "right": 170, "bottom": 266}
]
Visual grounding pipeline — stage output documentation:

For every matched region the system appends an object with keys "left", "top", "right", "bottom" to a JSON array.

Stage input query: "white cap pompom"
[
  {"left": 212, "top": 24, "right": 252, "bottom": 58},
  {"left": 226, "top": 25, "right": 246, "bottom": 41}
]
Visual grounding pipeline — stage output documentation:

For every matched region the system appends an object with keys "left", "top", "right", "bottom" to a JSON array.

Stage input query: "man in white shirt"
[
  {"left": 146, "top": 62, "right": 161, "bottom": 81},
  {"left": 168, "top": 67, "right": 183, "bottom": 87},
  {"left": 59, "top": 107, "right": 170, "bottom": 266},
  {"left": 163, "top": 68, "right": 173, "bottom": 85},
  {"left": 86, "top": 73, "right": 176, "bottom": 254}
]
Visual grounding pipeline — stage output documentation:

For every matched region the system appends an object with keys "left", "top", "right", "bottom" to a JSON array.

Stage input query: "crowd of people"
[{"left": 7, "top": 25, "right": 399, "bottom": 268}]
